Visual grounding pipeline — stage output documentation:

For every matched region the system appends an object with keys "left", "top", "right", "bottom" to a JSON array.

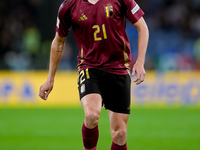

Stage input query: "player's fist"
[{"left": 39, "top": 81, "right": 54, "bottom": 100}]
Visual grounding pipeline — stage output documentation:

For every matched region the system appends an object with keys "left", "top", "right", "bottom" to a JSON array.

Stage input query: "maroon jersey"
[{"left": 56, "top": 0, "right": 144, "bottom": 75}]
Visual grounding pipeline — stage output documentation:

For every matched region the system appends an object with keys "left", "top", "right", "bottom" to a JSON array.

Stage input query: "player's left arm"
[{"left": 132, "top": 17, "right": 149, "bottom": 85}]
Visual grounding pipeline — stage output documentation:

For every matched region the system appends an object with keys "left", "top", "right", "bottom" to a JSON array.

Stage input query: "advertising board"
[{"left": 0, "top": 71, "right": 199, "bottom": 107}]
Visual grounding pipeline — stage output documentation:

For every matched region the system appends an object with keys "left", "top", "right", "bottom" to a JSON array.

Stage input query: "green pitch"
[{"left": 0, "top": 107, "right": 200, "bottom": 150}]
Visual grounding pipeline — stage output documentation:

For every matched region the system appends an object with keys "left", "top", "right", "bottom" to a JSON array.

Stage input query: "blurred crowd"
[
  {"left": 128, "top": 0, "right": 200, "bottom": 71},
  {"left": 0, "top": 0, "right": 200, "bottom": 71},
  {"left": 0, "top": 0, "right": 44, "bottom": 70}
]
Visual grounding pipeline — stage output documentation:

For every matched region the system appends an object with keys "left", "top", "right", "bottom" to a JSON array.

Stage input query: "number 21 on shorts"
[{"left": 79, "top": 68, "right": 90, "bottom": 84}]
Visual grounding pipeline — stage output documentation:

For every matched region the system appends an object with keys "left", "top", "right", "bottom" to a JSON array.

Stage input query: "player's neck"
[{"left": 87, "top": 0, "right": 99, "bottom": 5}]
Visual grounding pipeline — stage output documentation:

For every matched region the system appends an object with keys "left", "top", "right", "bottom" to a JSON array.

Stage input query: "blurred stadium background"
[{"left": 0, "top": 0, "right": 200, "bottom": 150}]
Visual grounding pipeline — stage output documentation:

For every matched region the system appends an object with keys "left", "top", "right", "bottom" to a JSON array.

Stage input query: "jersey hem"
[{"left": 77, "top": 65, "right": 130, "bottom": 75}]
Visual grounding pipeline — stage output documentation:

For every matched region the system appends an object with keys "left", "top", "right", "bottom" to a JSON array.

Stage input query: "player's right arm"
[
  {"left": 39, "top": 1, "right": 73, "bottom": 100},
  {"left": 39, "top": 33, "right": 66, "bottom": 100}
]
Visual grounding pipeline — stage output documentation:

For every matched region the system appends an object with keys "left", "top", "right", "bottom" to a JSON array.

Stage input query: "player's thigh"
[
  {"left": 81, "top": 93, "right": 102, "bottom": 116},
  {"left": 108, "top": 110, "right": 129, "bottom": 131}
]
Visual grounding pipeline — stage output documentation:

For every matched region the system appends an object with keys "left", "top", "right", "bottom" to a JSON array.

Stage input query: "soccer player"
[{"left": 39, "top": 0, "right": 149, "bottom": 149}]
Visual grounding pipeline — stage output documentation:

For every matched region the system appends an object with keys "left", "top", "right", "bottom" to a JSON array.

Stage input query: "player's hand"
[
  {"left": 132, "top": 62, "right": 146, "bottom": 85},
  {"left": 39, "top": 81, "right": 54, "bottom": 100}
]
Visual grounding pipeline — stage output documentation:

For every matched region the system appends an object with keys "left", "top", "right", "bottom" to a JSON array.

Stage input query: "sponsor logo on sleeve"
[
  {"left": 56, "top": 17, "right": 60, "bottom": 28},
  {"left": 131, "top": 4, "right": 140, "bottom": 15}
]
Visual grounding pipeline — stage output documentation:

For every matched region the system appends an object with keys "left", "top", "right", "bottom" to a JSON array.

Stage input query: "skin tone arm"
[
  {"left": 132, "top": 17, "right": 149, "bottom": 85},
  {"left": 39, "top": 32, "right": 67, "bottom": 100}
]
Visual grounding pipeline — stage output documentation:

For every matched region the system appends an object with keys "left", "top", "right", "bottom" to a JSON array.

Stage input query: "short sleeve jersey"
[{"left": 56, "top": 0, "right": 144, "bottom": 75}]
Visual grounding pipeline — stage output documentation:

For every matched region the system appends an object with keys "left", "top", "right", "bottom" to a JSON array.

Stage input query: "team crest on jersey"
[{"left": 105, "top": 5, "right": 113, "bottom": 18}]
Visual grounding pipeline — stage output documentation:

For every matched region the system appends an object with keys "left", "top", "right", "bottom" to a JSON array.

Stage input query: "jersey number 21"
[{"left": 92, "top": 24, "right": 107, "bottom": 41}]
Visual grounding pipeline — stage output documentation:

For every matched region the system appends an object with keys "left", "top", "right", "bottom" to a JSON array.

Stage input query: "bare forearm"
[
  {"left": 47, "top": 34, "right": 66, "bottom": 82},
  {"left": 137, "top": 30, "right": 148, "bottom": 65}
]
